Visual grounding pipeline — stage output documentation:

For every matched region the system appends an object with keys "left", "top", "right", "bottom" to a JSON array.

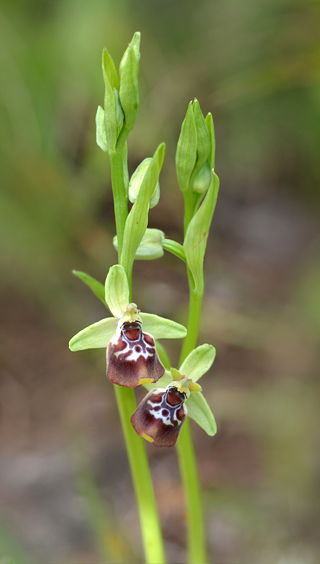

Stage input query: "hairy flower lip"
[{"left": 130, "top": 384, "right": 188, "bottom": 447}]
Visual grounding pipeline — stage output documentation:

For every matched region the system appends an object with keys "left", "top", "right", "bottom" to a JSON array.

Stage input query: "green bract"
[
  {"left": 119, "top": 32, "right": 140, "bottom": 133},
  {"left": 129, "top": 158, "right": 160, "bottom": 209},
  {"left": 121, "top": 143, "right": 165, "bottom": 275},
  {"left": 184, "top": 171, "right": 220, "bottom": 295},
  {"left": 69, "top": 264, "right": 187, "bottom": 351},
  {"left": 143, "top": 344, "right": 217, "bottom": 436},
  {"left": 114, "top": 228, "right": 165, "bottom": 260},
  {"left": 176, "top": 101, "right": 197, "bottom": 193}
]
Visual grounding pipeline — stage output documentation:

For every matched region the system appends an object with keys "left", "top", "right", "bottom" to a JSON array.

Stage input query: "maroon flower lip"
[
  {"left": 130, "top": 386, "right": 188, "bottom": 447},
  {"left": 106, "top": 321, "right": 165, "bottom": 388}
]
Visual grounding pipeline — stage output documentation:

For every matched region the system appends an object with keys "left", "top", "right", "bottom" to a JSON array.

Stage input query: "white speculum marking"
[
  {"left": 147, "top": 389, "right": 187, "bottom": 427},
  {"left": 113, "top": 327, "right": 155, "bottom": 362}
]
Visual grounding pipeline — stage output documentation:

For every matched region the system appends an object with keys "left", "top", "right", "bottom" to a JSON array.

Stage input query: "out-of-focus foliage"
[{"left": 0, "top": 1, "right": 320, "bottom": 563}]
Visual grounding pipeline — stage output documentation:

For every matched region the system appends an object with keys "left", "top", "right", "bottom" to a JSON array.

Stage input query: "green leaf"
[
  {"left": 69, "top": 317, "right": 118, "bottom": 351},
  {"left": 95, "top": 106, "right": 108, "bottom": 152},
  {"left": 184, "top": 171, "right": 219, "bottom": 295},
  {"left": 205, "top": 112, "right": 215, "bottom": 169},
  {"left": 187, "top": 392, "right": 217, "bottom": 436},
  {"left": 155, "top": 341, "right": 171, "bottom": 369},
  {"left": 179, "top": 344, "right": 216, "bottom": 382},
  {"left": 73, "top": 270, "right": 106, "bottom": 305},
  {"left": 105, "top": 265, "right": 129, "bottom": 317},
  {"left": 175, "top": 101, "right": 197, "bottom": 192},
  {"left": 140, "top": 312, "right": 187, "bottom": 339},
  {"left": 120, "top": 143, "right": 165, "bottom": 274},
  {"left": 119, "top": 33, "right": 140, "bottom": 133}
]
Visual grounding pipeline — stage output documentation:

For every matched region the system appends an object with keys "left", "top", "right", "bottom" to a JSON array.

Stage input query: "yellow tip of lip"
[
  {"left": 142, "top": 433, "right": 154, "bottom": 443},
  {"left": 138, "top": 378, "right": 154, "bottom": 384}
]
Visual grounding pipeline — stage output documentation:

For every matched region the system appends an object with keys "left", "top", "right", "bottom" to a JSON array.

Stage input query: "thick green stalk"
[{"left": 110, "top": 147, "right": 166, "bottom": 564}]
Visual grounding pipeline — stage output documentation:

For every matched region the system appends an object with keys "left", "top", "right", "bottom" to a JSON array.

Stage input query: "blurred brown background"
[{"left": 1, "top": 0, "right": 320, "bottom": 562}]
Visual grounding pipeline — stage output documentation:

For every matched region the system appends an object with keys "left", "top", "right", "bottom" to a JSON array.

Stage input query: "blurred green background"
[{"left": 1, "top": 0, "right": 320, "bottom": 562}]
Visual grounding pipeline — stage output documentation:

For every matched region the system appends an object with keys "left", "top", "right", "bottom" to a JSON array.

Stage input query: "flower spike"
[{"left": 131, "top": 384, "right": 188, "bottom": 447}]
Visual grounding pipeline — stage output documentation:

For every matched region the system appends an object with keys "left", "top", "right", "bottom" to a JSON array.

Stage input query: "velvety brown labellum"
[
  {"left": 131, "top": 386, "right": 187, "bottom": 447},
  {"left": 106, "top": 321, "right": 165, "bottom": 387}
]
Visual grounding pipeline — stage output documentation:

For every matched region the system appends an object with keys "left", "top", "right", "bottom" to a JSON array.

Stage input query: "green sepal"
[
  {"left": 72, "top": 270, "right": 106, "bottom": 305},
  {"left": 179, "top": 344, "right": 216, "bottom": 382},
  {"left": 162, "top": 238, "right": 186, "bottom": 262},
  {"left": 120, "top": 143, "right": 165, "bottom": 274},
  {"left": 184, "top": 171, "right": 219, "bottom": 295},
  {"left": 105, "top": 264, "right": 129, "bottom": 317},
  {"left": 140, "top": 312, "right": 187, "bottom": 339},
  {"left": 114, "top": 228, "right": 165, "bottom": 260},
  {"left": 193, "top": 99, "right": 210, "bottom": 171},
  {"left": 95, "top": 106, "right": 108, "bottom": 152},
  {"left": 187, "top": 392, "right": 217, "bottom": 436},
  {"left": 205, "top": 112, "right": 215, "bottom": 169},
  {"left": 129, "top": 158, "right": 160, "bottom": 209},
  {"left": 69, "top": 317, "right": 118, "bottom": 351},
  {"left": 175, "top": 101, "right": 197, "bottom": 192},
  {"left": 119, "top": 32, "right": 140, "bottom": 133}
]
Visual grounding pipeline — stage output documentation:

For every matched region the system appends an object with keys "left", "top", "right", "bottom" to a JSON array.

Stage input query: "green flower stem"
[
  {"left": 177, "top": 206, "right": 207, "bottom": 564},
  {"left": 176, "top": 418, "right": 206, "bottom": 564},
  {"left": 109, "top": 146, "right": 166, "bottom": 564},
  {"left": 109, "top": 150, "right": 128, "bottom": 259},
  {"left": 114, "top": 385, "right": 166, "bottom": 564}
]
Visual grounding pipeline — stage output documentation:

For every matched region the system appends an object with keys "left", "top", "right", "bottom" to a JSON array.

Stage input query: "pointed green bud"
[
  {"left": 171, "top": 367, "right": 182, "bottom": 381},
  {"left": 102, "top": 47, "right": 119, "bottom": 90},
  {"left": 121, "top": 143, "right": 165, "bottom": 275},
  {"left": 114, "top": 88, "right": 124, "bottom": 129},
  {"left": 176, "top": 101, "right": 197, "bottom": 192},
  {"left": 193, "top": 99, "right": 210, "bottom": 171},
  {"left": 205, "top": 112, "right": 215, "bottom": 169},
  {"left": 179, "top": 344, "right": 216, "bottom": 383},
  {"left": 114, "top": 228, "right": 164, "bottom": 260},
  {"left": 193, "top": 159, "right": 212, "bottom": 194},
  {"left": 95, "top": 106, "right": 108, "bottom": 152},
  {"left": 105, "top": 265, "right": 129, "bottom": 318},
  {"left": 187, "top": 391, "right": 217, "bottom": 436},
  {"left": 119, "top": 32, "right": 140, "bottom": 133},
  {"left": 129, "top": 158, "right": 160, "bottom": 209},
  {"left": 184, "top": 172, "right": 219, "bottom": 295}
]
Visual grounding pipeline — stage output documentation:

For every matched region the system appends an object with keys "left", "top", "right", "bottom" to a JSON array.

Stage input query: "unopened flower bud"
[{"left": 129, "top": 158, "right": 160, "bottom": 208}]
